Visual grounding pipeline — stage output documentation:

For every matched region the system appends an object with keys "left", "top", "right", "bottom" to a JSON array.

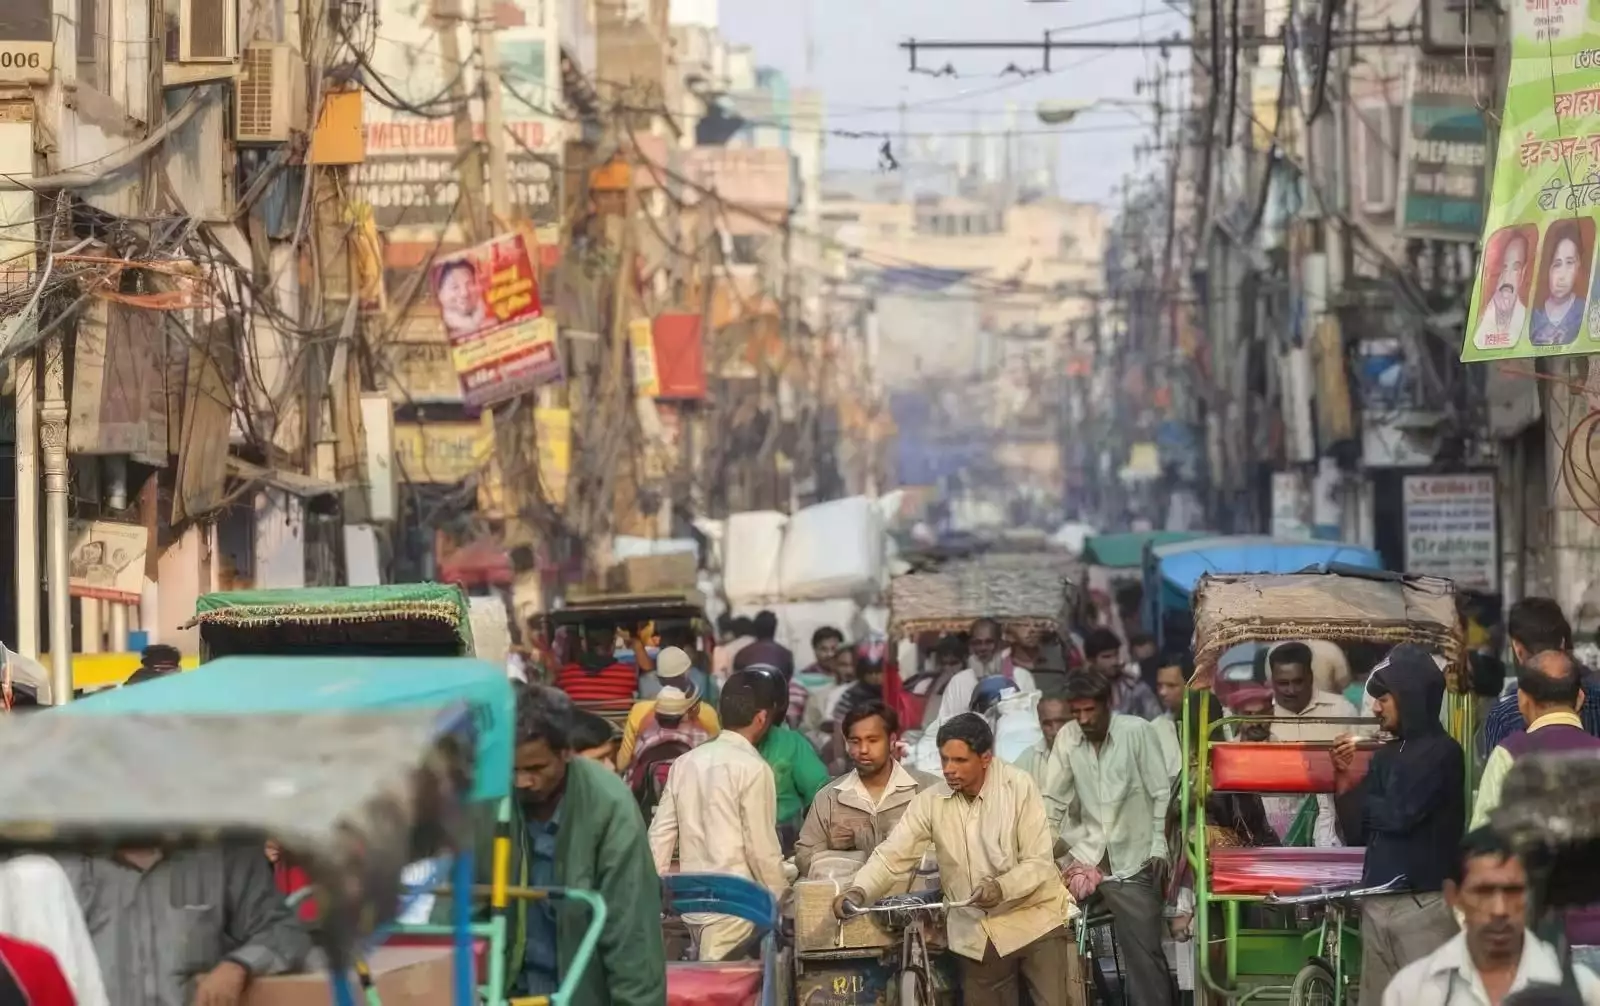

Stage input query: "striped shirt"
[{"left": 554, "top": 661, "right": 639, "bottom": 704}]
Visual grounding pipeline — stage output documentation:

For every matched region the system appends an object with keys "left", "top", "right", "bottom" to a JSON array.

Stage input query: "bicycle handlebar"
[
  {"left": 1262, "top": 875, "right": 1408, "bottom": 907},
  {"left": 840, "top": 894, "right": 977, "bottom": 918}
]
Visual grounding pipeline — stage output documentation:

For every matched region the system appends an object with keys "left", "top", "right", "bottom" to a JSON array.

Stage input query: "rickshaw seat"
[
  {"left": 1209, "top": 741, "right": 1373, "bottom": 793},
  {"left": 664, "top": 873, "right": 780, "bottom": 932},
  {"left": 1209, "top": 846, "right": 1367, "bottom": 895},
  {"left": 667, "top": 962, "right": 764, "bottom": 1006}
]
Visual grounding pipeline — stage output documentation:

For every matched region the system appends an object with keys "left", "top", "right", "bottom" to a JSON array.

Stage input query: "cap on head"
[
  {"left": 656, "top": 645, "right": 693, "bottom": 679},
  {"left": 655, "top": 684, "right": 697, "bottom": 718}
]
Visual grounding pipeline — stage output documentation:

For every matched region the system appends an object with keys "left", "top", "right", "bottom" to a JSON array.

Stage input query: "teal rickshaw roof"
[
  {"left": 1081, "top": 531, "right": 1209, "bottom": 569},
  {"left": 61, "top": 656, "right": 514, "bottom": 802}
]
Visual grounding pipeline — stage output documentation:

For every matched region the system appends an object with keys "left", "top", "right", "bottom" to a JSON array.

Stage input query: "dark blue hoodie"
[{"left": 1335, "top": 643, "right": 1465, "bottom": 892}]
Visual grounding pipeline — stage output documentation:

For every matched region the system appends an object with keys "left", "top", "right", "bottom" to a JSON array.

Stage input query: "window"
[
  {"left": 77, "top": 0, "right": 106, "bottom": 91},
  {"left": 1353, "top": 101, "right": 1399, "bottom": 215}
]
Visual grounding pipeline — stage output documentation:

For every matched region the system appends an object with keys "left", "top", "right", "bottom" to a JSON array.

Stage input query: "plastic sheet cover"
[
  {"left": 1208, "top": 847, "right": 1367, "bottom": 896},
  {"left": 0, "top": 710, "right": 473, "bottom": 948}
]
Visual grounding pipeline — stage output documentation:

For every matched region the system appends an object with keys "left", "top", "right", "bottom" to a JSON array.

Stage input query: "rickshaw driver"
[
  {"left": 833, "top": 714, "right": 1076, "bottom": 1005},
  {"left": 56, "top": 844, "right": 311, "bottom": 1006}
]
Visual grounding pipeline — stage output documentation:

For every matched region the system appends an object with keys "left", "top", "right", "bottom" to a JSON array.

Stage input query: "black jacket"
[{"left": 1335, "top": 644, "right": 1465, "bottom": 892}]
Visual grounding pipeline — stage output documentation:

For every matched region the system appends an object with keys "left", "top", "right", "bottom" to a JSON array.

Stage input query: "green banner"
[{"left": 1463, "top": 6, "right": 1600, "bottom": 362}]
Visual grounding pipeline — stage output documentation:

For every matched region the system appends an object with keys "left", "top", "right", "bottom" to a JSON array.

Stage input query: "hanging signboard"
[
  {"left": 393, "top": 423, "right": 488, "bottom": 484},
  {"left": 1398, "top": 56, "right": 1492, "bottom": 242},
  {"left": 1462, "top": 8, "right": 1600, "bottom": 361},
  {"left": 68, "top": 520, "right": 148, "bottom": 604},
  {"left": 1402, "top": 473, "right": 1497, "bottom": 591},
  {"left": 429, "top": 232, "right": 563, "bottom": 407}
]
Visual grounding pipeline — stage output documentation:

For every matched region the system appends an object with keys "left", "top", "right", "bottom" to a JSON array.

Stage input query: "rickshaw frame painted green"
[{"left": 1180, "top": 569, "right": 1473, "bottom": 1004}]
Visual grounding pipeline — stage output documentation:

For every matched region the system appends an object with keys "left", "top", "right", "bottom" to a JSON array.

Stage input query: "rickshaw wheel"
[{"left": 1288, "top": 961, "right": 1338, "bottom": 1006}]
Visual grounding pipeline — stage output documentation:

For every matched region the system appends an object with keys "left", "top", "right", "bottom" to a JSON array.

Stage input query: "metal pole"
[
  {"left": 13, "top": 350, "right": 38, "bottom": 659},
  {"left": 107, "top": 455, "right": 128, "bottom": 651},
  {"left": 41, "top": 326, "right": 71, "bottom": 703}
]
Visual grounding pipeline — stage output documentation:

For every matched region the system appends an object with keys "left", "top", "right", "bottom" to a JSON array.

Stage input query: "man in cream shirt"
[
  {"left": 1045, "top": 672, "right": 1175, "bottom": 1006},
  {"left": 1265, "top": 642, "right": 1359, "bottom": 847},
  {"left": 1383, "top": 828, "right": 1600, "bottom": 1006},
  {"left": 835, "top": 713, "right": 1074, "bottom": 1004},
  {"left": 649, "top": 670, "right": 788, "bottom": 961}
]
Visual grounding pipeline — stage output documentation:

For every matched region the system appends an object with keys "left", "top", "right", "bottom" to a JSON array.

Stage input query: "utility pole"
[
  {"left": 435, "top": 0, "right": 486, "bottom": 241},
  {"left": 475, "top": 0, "right": 511, "bottom": 229}
]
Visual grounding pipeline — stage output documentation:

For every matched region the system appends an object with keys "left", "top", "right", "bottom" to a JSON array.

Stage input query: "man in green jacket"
[
  {"left": 749, "top": 667, "right": 832, "bottom": 851},
  {"left": 472, "top": 684, "right": 666, "bottom": 1006}
]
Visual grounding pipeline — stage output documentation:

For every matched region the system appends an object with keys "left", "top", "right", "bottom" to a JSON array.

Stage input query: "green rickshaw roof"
[
  {"left": 1081, "top": 531, "right": 1209, "bottom": 569},
  {"left": 191, "top": 584, "right": 474, "bottom": 650}
]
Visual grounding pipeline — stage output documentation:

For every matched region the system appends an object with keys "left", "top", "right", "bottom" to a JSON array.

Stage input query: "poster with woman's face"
[{"left": 1530, "top": 217, "right": 1595, "bottom": 347}]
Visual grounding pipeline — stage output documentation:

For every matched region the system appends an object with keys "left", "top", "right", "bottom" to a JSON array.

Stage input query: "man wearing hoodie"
[{"left": 1332, "top": 643, "right": 1465, "bottom": 1005}]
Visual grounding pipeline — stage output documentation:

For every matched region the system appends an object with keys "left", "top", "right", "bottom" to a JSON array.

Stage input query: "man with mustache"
[
  {"left": 1474, "top": 232, "right": 1531, "bottom": 351},
  {"left": 1380, "top": 829, "right": 1600, "bottom": 1005},
  {"left": 501, "top": 684, "right": 666, "bottom": 1003}
]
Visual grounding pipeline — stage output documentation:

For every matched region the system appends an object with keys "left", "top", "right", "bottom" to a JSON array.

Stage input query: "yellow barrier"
[{"left": 36, "top": 653, "right": 200, "bottom": 692}]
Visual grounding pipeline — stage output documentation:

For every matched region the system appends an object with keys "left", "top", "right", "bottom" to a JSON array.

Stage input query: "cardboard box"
[
  {"left": 243, "top": 946, "right": 453, "bottom": 1006},
  {"left": 793, "top": 878, "right": 894, "bottom": 954},
  {"left": 612, "top": 552, "right": 698, "bottom": 593}
]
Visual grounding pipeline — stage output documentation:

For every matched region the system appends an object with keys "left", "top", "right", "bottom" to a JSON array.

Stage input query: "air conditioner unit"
[
  {"left": 179, "top": 0, "right": 238, "bottom": 62},
  {"left": 235, "top": 43, "right": 291, "bottom": 142}
]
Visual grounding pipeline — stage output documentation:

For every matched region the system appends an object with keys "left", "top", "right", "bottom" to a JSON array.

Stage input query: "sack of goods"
[
  {"left": 778, "top": 497, "right": 885, "bottom": 602},
  {"left": 722, "top": 511, "right": 787, "bottom": 604}
]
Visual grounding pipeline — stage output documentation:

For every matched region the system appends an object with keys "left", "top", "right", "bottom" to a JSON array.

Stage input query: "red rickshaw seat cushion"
[
  {"left": 1209, "top": 846, "right": 1367, "bottom": 895},
  {"left": 667, "top": 962, "right": 764, "bottom": 1006},
  {"left": 1210, "top": 741, "right": 1373, "bottom": 793}
]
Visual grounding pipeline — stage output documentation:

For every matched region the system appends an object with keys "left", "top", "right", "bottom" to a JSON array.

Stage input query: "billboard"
[{"left": 429, "top": 232, "right": 562, "bottom": 406}]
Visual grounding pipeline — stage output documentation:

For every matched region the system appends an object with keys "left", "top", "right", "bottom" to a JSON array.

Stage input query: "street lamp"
[{"left": 1035, "top": 98, "right": 1147, "bottom": 126}]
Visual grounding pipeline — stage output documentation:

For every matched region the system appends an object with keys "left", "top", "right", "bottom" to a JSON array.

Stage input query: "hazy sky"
[{"left": 712, "top": 0, "right": 1192, "bottom": 205}]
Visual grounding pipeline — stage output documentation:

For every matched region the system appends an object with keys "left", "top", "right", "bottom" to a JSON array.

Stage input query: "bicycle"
[
  {"left": 841, "top": 892, "right": 975, "bottom": 1006},
  {"left": 1263, "top": 875, "right": 1407, "bottom": 1006}
]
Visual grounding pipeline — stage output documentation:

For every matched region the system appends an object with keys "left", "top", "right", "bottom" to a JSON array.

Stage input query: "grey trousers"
[
  {"left": 1358, "top": 892, "right": 1459, "bottom": 1005},
  {"left": 1098, "top": 867, "right": 1176, "bottom": 1006}
]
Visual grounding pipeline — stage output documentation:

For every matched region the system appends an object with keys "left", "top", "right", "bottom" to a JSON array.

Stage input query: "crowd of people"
[{"left": 2, "top": 594, "right": 1598, "bottom": 1006}]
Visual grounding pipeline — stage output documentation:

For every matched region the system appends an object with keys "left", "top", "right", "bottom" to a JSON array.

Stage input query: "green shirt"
[{"left": 758, "top": 724, "right": 831, "bottom": 823}]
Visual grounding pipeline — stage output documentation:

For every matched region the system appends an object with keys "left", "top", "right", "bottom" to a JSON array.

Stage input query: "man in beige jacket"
[
  {"left": 835, "top": 713, "right": 1075, "bottom": 1004},
  {"left": 794, "top": 700, "right": 940, "bottom": 876}
]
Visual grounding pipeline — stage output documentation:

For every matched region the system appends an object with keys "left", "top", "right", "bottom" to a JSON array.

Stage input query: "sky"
[{"left": 705, "top": 0, "right": 1193, "bottom": 206}]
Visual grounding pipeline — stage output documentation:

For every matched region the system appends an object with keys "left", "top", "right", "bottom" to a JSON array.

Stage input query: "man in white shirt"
[
  {"left": 1045, "top": 672, "right": 1176, "bottom": 1006},
  {"left": 1265, "top": 642, "right": 1358, "bottom": 848},
  {"left": 936, "top": 619, "right": 1038, "bottom": 723},
  {"left": 1015, "top": 692, "right": 1071, "bottom": 834},
  {"left": 1383, "top": 828, "right": 1600, "bottom": 1006},
  {"left": 834, "top": 713, "right": 1074, "bottom": 1004},
  {"left": 648, "top": 670, "right": 788, "bottom": 961}
]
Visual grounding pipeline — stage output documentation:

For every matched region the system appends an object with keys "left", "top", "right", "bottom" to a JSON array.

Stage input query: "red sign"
[{"left": 651, "top": 314, "right": 706, "bottom": 400}]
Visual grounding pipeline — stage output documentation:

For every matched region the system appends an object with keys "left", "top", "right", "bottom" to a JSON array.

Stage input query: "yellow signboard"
[
  {"left": 536, "top": 407, "right": 571, "bottom": 506},
  {"left": 393, "top": 422, "right": 489, "bottom": 484}
]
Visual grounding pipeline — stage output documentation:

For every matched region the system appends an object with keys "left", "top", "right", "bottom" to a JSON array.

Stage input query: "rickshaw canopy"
[
  {"left": 62, "top": 656, "right": 514, "bottom": 802},
  {"left": 1189, "top": 569, "right": 1463, "bottom": 690},
  {"left": 190, "top": 584, "right": 475, "bottom": 658},
  {"left": 549, "top": 589, "right": 708, "bottom": 628},
  {"left": 0, "top": 706, "right": 474, "bottom": 954},
  {"left": 889, "top": 555, "right": 1071, "bottom": 638},
  {"left": 1081, "top": 530, "right": 1209, "bottom": 569}
]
